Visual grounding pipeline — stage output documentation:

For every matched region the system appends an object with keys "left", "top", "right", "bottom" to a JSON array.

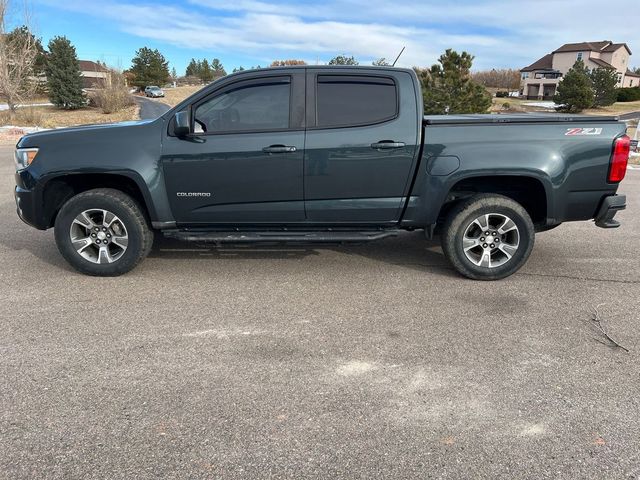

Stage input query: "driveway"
[
  {"left": 1, "top": 144, "right": 639, "bottom": 478},
  {"left": 134, "top": 96, "right": 171, "bottom": 120},
  {"left": 619, "top": 111, "right": 640, "bottom": 121}
]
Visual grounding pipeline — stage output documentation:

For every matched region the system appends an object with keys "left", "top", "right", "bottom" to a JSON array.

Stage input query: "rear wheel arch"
[{"left": 437, "top": 174, "right": 552, "bottom": 228}]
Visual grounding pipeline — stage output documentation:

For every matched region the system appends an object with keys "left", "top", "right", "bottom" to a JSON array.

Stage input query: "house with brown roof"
[
  {"left": 520, "top": 41, "right": 639, "bottom": 100},
  {"left": 79, "top": 60, "right": 111, "bottom": 89}
]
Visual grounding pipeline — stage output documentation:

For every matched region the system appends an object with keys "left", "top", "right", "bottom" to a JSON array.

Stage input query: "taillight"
[{"left": 608, "top": 135, "right": 630, "bottom": 183}]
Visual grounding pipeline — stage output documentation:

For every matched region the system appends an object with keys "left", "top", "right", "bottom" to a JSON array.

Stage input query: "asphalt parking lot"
[{"left": 1, "top": 144, "right": 639, "bottom": 479}]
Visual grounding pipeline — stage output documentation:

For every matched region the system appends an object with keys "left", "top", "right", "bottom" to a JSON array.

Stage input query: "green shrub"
[
  {"left": 616, "top": 87, "right": 640, "bottom": 102},
  {"left": 495, "top": 91, "right": 509, "bottom": 98}
]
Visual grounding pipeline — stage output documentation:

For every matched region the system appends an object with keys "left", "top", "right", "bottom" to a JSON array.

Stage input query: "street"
[
  {"left": 134, "top": 96, "right": 171, "bottom": 120},
  {"left": 1, "top": 144, "right": 639, "bottom": 479}
]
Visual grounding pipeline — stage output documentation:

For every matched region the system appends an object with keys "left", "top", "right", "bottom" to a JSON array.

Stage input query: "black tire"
[
  {"left": 441, "top": 194, "right": 535, "bottom": 280},
  {"left": 54, "top": 188, "right": 153, "bottom": 276}
]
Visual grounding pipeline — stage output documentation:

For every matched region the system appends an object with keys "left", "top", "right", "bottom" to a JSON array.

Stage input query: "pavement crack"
[{"left": 517, "top": 271, "right": 640, "bottom": 284}]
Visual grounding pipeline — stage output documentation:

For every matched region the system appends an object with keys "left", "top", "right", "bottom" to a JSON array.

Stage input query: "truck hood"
[{"left": 17, "top": 119, "right": 157, "bottom": 148}]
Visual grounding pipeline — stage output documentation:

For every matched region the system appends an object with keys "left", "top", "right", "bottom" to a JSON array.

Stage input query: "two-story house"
[{"left": 520, "top": 41, "right": 640, "bottom": 100}]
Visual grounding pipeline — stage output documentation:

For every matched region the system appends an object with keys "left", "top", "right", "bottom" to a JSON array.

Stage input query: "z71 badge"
[{"left": 565, "top": 127, "right": 603, "bottom": 136}]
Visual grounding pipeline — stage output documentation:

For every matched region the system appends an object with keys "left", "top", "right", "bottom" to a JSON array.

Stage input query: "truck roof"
[{"left": 225, "top": 65, "right": 415, "bottom": 78}]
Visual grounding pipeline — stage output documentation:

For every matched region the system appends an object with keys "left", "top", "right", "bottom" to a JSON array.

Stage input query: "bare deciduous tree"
[
  {"left": 0, "top": 0, "right": 39, "bottom": 113},
  {"left": 472, "top": 68, "right": 521, "bottom": 91}
]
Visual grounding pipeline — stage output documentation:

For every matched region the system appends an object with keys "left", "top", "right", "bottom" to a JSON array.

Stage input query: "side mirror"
[{"left": 173, "top": 111, "right": 190, "bottom": 137}]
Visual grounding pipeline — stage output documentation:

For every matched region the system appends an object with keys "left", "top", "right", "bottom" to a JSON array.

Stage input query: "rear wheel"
[
  {"left": 441, "top": 194, "right": 535, "bottom": 280},
  {"left": 54, "top": 188, "right": 153, "bottom": 276}
]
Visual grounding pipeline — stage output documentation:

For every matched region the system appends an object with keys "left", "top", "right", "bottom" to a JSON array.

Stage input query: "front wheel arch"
[{"left": 41, "top": 172, "right": 157, "bottom": 229}]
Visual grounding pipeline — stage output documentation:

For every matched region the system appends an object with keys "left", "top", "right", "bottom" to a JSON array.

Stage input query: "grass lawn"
[
  {"left": 490, "top": 97, "right": 546, "bottom": 113},
  {"left": 0, "top": 105, "right": 139, "bottom": 129},
  {"left": 491, "top": 96, "right": 640, "bottom": 117},
  {"left": 0, "top": 104, "right": 140, "bottom": 145},
  {"left": 584, "top": 101, "right": 640, "bottom": 115}
]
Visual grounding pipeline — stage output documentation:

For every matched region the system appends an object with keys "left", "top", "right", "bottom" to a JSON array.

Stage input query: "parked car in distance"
[
  {"left": 144, "top": 86, "right": 164, "bottom": 98},
  {"left": 14, "top": 66, "right": 630, "bottom": 279}
]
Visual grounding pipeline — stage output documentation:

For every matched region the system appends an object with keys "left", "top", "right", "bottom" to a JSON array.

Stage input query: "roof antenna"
[{"left": 392, "top": 46, "right": 406, "bottom": 67}]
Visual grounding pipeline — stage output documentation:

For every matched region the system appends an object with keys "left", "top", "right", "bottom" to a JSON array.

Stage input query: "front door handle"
[
  {"left": 371, "top": 141, "right": 405, "bottom": 150},
  {"left": 262, "top": 145, "right": 297, "bottom": 154}
]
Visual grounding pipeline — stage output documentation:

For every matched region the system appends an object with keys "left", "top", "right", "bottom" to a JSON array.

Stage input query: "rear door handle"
[
  {"left": 262, "top": 145, "right": 297, "bottom": 153},
  {"left": 371, "top": 141, "right": 405, "bottom": 150}
]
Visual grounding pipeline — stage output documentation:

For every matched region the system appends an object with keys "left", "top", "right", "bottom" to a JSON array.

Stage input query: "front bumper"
[
  {"left": 15, "top": 185, "right": 46, "bottom": 229},
  {"left": 14, "top": 171, "right": 48, "bottom": 230},
  {"left": 594, "top": 194, "right": 626, "bottom": 228}
]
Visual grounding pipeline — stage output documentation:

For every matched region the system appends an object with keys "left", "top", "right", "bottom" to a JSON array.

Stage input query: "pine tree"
[
  {"left": 553, "top": 60, "right": 594, "bottom": 113},
  {"left": 171, "top": 67, "right": 177, "bottom": 80},
  {"left": 211, "top": 58, "right": 226, "bottom": 76},
  {"left": 416, "top": 49, "right": 491, "bottom": 114},
  {"left": 590, "top": 67, "right": 618, "bottom": 107},
  {"left": 129, "top": 47, "right": 170, "bottom": 88},
  {"left": 185, "top": 58, "right": 198, "bottom": 77},
  {"left": 200, "top": 59, "right": 213, "bottom": 82},
  {"left": 45, "top": 36, "right": 84, "bottom": 110}
]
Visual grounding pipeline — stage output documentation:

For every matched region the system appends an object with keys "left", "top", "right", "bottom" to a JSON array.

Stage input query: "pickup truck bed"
[{"left": 423, "top": 113, "right": 619, "bottom": 124}]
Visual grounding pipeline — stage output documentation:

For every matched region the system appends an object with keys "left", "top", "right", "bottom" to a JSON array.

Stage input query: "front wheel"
[
  {"left": 441, "top": 194, "right": 535, "bottom": 280},
  {"left": 54, "top": 188, "right": 153, "bottom": 276}
]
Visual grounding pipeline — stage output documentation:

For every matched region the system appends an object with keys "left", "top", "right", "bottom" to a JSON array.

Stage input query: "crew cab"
[{"left": 14, "top": 66, "right": 630, "bottom": 279}]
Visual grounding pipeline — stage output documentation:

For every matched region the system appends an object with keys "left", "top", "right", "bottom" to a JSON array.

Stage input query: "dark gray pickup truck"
[{"left": 14, "top": 66, "right": 630, "bottom": 279}]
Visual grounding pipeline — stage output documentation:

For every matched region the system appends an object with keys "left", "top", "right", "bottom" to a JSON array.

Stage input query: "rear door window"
[{"left": 316, "top": 75, "right": 398, "bottom": 128}]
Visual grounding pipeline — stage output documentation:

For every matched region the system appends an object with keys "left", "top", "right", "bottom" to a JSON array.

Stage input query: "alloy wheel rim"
[
  {"left": 462, "top": 213, "right": 520, "bottom": 268},
  {"left": 69, "top": 209, "right": 129, "bottom": 264}
]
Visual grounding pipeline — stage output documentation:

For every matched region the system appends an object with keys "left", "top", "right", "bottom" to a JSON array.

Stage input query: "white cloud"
[{"left": 38, "top": 0, "right": 640, "bottom": 70}]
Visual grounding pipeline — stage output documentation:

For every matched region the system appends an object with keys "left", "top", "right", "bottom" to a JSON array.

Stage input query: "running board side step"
[{"left": 163, "top": 229, "right": 399, "bottom": 244}]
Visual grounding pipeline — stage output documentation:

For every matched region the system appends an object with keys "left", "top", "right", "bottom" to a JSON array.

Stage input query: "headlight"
[{"left": 14, "top": 148, "right": 39, "bottom": 171}]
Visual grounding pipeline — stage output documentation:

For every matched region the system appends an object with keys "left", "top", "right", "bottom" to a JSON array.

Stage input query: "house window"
[
  {"left": 522, "top": 72, "right": 529, "bottom": 79},
  {"left": 617, "top": 73, "right": 623, "bottom": 84},
  {"left": 577, "top": 52, "right": 583, "bottom": 61}
]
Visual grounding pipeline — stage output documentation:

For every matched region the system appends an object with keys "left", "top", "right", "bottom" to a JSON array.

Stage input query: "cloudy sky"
[{"left": 17, "top": 0, "right": 640, "bottom": 74}]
